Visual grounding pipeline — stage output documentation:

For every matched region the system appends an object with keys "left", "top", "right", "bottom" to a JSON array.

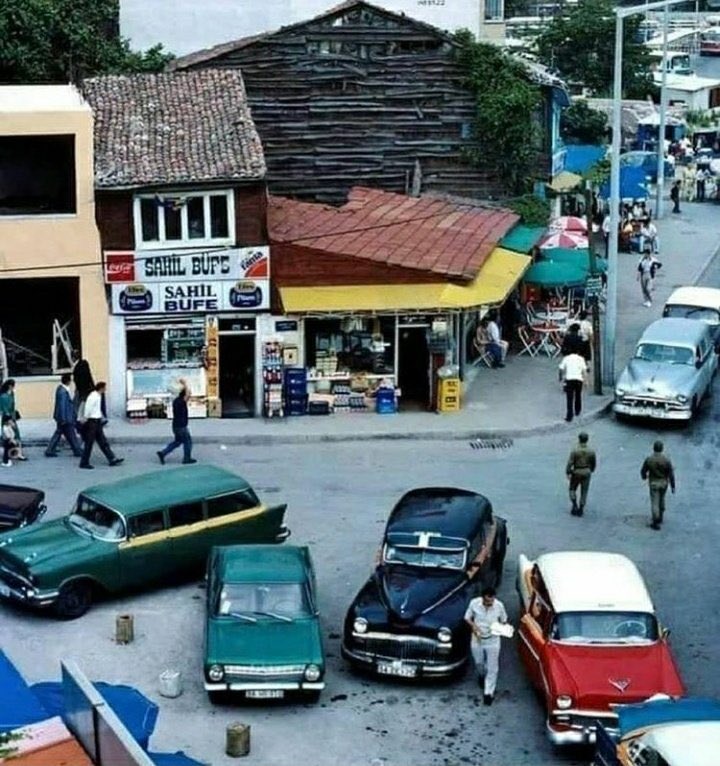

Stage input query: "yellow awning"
[
  {"left": 547, "top": 171, "right": 583, "bottom": 193},
  {"left": 278, "top": 247, "right": 531, "bottom": 313}
]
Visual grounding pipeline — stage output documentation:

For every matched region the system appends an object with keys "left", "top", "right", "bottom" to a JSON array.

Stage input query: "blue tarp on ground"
[
  {"left": 617, "top": 697, "right": 720, "bottom": 737},
  {"left": 149, "top": 752, "right": 208, "bottom": 766},
  {"left": 600, "top": 166, "right": 648, "bottom": 201},
  {"left": 564, "top": 144, "right": 606, "bottom": 174},
  {"left": 0, "top": 651, "right": 49, "bottom": 733}
]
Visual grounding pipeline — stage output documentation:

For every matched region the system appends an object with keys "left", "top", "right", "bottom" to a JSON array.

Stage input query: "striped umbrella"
[
  {"left": 538, "top": 230, "right": 589, "bottom": 250},
  {"left": 549, "top": 216, "right": 588, "bottom": 232}
]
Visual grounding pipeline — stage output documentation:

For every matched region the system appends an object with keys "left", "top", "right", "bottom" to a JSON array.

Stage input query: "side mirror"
[
  {"left": 695, "top": 359, "right": 703, "bottom": 369},
  {"left": 661, "top": 626, "right": 671, "bottom": 640}
]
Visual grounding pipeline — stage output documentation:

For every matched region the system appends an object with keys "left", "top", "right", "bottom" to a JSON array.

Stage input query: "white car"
[{"left": 663, "top": 285, "right": 720, "bottom": 349}]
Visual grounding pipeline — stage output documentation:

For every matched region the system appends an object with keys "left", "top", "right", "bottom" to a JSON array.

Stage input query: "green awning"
[
  {"left": 541, "top": 248, "right": 607, "bottom": 273},
  {"left": 499, "top": 225, "right": 546, "bottom": 254},
  {"left": 523, "top": 259, "right": 588, "bottom": 288}
]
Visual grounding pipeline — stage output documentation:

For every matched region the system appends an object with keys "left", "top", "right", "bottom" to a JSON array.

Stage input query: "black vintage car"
[
  {"left": 342, "top": 487, "right": 508, "bottom": 680},
  {"left": 0, "top": 484, "right": 46, "bottom": 532}
]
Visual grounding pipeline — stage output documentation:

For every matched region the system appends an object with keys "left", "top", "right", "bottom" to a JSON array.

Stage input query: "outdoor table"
[
  {"left": 533, "top": 324, "right": 563, "bottom": 358},
  {"left": 532, "top": 310, "right": 569, "bottom": 325}
]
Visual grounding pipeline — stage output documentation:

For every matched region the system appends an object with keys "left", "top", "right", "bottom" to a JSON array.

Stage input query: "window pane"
[
  {"left": 207, "top": 490, "right": 259, "bottom": 519},
  {"left": 164, "top": 204, "right": 182, "bottom": 240},
  {"left": 210, "top": 195, "right": 229, "bottom": 238},
  {"left": 141, "top": 199, "right": 159, "bottom": 241},
  {"left": 130, "top": 510, "right": 165, "bottom": 537},
  {"left": 187, "top": 197, "right": 205, "bottom": 239},
  {"left": 169, "top": 502, "right": 204, "bottom": 527}
]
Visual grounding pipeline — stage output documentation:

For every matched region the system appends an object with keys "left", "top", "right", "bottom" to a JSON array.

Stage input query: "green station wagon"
[
  {"left": 204, "top": 545, "right": 325, "bottom": 703},
  {"left": 0, "top": 465, "right": 289, "bottom": 619}
]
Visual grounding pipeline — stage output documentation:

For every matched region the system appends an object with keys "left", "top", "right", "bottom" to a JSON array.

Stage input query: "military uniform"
[
  {"left": 641, "top": 452, "right": 676, "bottom": 528},
  {"left": 566, "top": 441, "right": 597, "bottom": 516}
]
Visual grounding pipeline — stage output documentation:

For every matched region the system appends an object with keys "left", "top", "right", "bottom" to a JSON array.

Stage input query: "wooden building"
[{"left": 170, "top": 0, "right": 568, "bottom": 203}]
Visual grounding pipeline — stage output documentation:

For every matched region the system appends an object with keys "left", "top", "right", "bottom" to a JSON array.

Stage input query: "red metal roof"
[{"left": 268, "top": 187, "right": 519, "bottom": 280}]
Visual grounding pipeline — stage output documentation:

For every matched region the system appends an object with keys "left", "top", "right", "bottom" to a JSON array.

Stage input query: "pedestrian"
[
  {"left": 670, "top": 180, "right": 681, "bottom": 214},
  {"left": 0, "top": 379, "right": 27, "bottom": 460},
  {"left": 641, "top": 441, "right": 675, "bottom": 531},
  {"left": 1, "top": 415, "right": 18, "bottom": 467},
  {"left": 558, "top": 351, "right": 587, "bottom": 423},
  {"left": 79, "top": 382, "right": 123, "bottom": 470},
  {"left": 695, "top": 166, "right": 706, "bottom": 202},
  {"left": 157, "top": 385, "right": 196, "bottom": 465},
  {"left": 72, "top": 349, "right": 95, "bottom": 421},
  {"left": 637, "top": 252, "right": 655, "bottom": 307},
  {"left": 45, "top": 373, "right": 83, "bottom": 458},
  {"left": 464, "top": 586, "right": 508, "bottom": 706},
  {"left": 565, "top": 432, "right": 597, "bottom": 517}
]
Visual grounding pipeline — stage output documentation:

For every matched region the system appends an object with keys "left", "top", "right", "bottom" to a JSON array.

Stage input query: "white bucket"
[{"left": 159, "top": 669, "right": 183, "bottom": 698}]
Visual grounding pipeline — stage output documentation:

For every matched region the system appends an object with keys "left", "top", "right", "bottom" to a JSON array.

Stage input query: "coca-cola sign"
[{"left": 104, "top": 251, "right": 135, "bottom": 283}]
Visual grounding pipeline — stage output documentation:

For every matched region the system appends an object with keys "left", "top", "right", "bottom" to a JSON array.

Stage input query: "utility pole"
[{"left": 584, "top": 183, "right": 603, "bottom": 395}]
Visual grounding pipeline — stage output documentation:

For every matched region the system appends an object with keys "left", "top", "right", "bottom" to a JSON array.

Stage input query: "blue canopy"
[
  {"left": 617, "top": 697, "right": 720, "bottom": 737},
  {"left": 0, "top": 651, "right": 48, "bottom": 733},
  {"left": 600, "top": 166, "right": 648, "bottom": 201},
  {"left": 564, "top": 144, "right": 606, "bottom": 174}
]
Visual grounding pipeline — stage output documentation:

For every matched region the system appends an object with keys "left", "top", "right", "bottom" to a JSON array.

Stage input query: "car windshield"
[
  {"left": 664, "top": 305, "right": 720, "bottom": 325},
  {"left": 384, "top": 544, "right": 466, "bottom": 570},
  {"left": 68, "top": 496, "right": 125, "bottom": 541},
  {"left": 635, "top": 343, "right": 694, "bottom": 365},
  {"left": 216, "top": 582, "right": 311, "bottom": 620},
  {"left": 552, "top": 611, "right": 658, "bottom": 644}
]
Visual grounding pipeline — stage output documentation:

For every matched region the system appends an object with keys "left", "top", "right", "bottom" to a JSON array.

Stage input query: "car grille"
[
  {"left": 360, "top": 635, "right": 439, "bottom": 662},
  {"left": 619, "top": 396, "right": 685, "bottom": 411},
  {"left": 224, "top": 664, "right": 305, "bottom": 677},
  {"left": 553, "top": 712, "right": 619, "bottom": 732},
  {"left": 0, "top": 566, "right": 30, "bottom": 591}
]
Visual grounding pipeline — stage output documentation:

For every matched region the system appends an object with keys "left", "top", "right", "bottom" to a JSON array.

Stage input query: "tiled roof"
[
  {"left": 82, "top": 70, "right": 266, "bottom": 188},
  {"left": 269, "top": 187, "right": 518, "bottom": 280}
]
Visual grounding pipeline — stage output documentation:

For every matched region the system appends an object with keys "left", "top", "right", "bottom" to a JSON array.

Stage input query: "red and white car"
[{"left": 516, "top": 551, "right": 685, "bottom": 746}]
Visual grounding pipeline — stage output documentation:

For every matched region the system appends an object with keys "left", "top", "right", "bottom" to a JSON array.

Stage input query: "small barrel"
[
  {"left": 158, "top": 669, "right": 183, "bottom": 698},
  {"left": 226, "top": 723, "right": 251, "bottom": 757},
  {"left": 115, "top": 614, "right": 134, "bottom": 644}
]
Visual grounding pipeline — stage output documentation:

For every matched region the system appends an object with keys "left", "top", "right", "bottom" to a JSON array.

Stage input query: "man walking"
[
  {"left": 670, "top": 180, "right": 681, "bottom": 214},
  {"left": 157, "top": 386, "right": 196, "bottom": 465},
  {"left": 566, "top": 432, "right": 596, "bottom": 517},
  {"left": 45, "top": 373, "right": 83, "bottom": 458},
  {"left": 558, "top": 351, "right": 587, "bottom": 423},
  {"left": 641, "top": 441, "right": 675, "bottom": 530},
  {"left": 637, "top": 252, "right": 655, "bottom": 308},
  {"left": 79, "top": 382, "right": 123, "bottom": 469},
  {"left": 464, "top": 587, "right": 508, "bottom": 706}
]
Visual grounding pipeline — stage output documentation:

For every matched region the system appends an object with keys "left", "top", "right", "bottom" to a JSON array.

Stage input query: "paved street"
[{"left": 2, "top": 338, "right": 719, "bottom": 765}]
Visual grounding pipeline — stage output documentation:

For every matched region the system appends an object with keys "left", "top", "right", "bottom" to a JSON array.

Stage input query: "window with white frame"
[
  {"left": 484, "top": 0, "right": 504, "bottom": 21},
  {"left": 134, "top": 190, "right": 235, "bottom": 249}
]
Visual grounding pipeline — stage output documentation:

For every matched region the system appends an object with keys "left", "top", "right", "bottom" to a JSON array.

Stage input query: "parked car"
[
  {"left": 663, "top": 286, "right": 720, "bottom": 348},
  {"left": 0, "top": 465, "right": 290, "bottom": 619},
  {"left": 342, "top": 487, "right": 508, "bottom": 680},
  {"left": 516, "top": 551, "right": 685, "bottom": 746},
  {"left": 0, "top": 484, "right": 46, "bottom": 532},
  {"left": 614, "top": 318, "right": 718, "bottom": 420},
  {"left": 204, "top": 545, "right": 325, "bottom": 703},
  {"left": 594, "top": 696, "right": 720, "bottom": 766}
]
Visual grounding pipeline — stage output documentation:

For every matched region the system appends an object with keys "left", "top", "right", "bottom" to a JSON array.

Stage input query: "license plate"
[
  {"left": 245, "top": 689, "right": 284, "bottom": 699},
  {"left": 377, "top": 661, "right": 417, "bottom": 678},
  {"left": 0, "top": 584, "right": 11, "bottom": 598}
]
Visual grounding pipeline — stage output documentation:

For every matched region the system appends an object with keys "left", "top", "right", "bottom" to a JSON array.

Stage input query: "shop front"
[{"left": 105, "top": 246, "right": 270, "bottom": 418}]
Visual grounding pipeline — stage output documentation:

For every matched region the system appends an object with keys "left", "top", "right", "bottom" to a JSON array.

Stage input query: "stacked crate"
[{"left": 284, "top": 367, "right": 307, "bottom": 416}]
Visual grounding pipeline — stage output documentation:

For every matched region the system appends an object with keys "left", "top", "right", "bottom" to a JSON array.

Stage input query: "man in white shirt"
[
  {"left": 464, "top": 587, "right": 508, "bottom": 705},
  {"left": 79, "top": 382, "right": 123, "bottom": 469},
  {"left": 558, "top": 353, "right": 587, "bottom": 423},
  {"left": 486, "top": 313, "right": 509, "bottom": 368}
]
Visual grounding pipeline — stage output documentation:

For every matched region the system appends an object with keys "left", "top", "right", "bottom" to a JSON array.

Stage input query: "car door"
[
  {"left": 167, "top": 500, "right": 207, "bottom": 572},
  {"left": 118, "top": 509, "right": 172, "bottom": 589},
  {"left": 518, "top": 590, "right": 551, "bottom": 693}
]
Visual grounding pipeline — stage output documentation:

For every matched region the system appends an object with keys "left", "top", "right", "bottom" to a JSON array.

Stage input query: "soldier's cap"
[
  {"left": 653, "top": 440, "right": 664, "bottom": 452},
  {"left": 578, "top": 432, "right": 589, "bottom": 443}
]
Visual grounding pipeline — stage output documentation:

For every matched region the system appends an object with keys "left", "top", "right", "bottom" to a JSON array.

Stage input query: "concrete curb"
[{"left": 690, "top": 237, "right": 720, "bottom": 286}]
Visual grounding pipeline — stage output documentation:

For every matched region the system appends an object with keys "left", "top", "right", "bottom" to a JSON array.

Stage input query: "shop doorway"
[
  {"left": 219, "top": 335, "right": 255, "bottom": 418},
  {"left": 398, "top": 326, "right": 430, "bottom": 410}
]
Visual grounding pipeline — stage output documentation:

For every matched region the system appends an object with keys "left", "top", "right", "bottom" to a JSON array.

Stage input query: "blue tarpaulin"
[
  {"left": 600, "top": 167, "right": 648, "bottom": 201},
  {"left": 617, "top": 697, "right": 720, "bottom": 737},
  {"left": 149, "top": 752, "right": 207, "bottom": 766},
  {"left": 564, "top": 144, "right": 606, "bottom": 174},
  {"left": 0, "top": 651, "right": 49, "bottom": 733}
]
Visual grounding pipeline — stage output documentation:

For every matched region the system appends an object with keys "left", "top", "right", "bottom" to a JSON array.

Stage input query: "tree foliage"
[
  {"left": 561, "top": 100, "right": 608, "bottom": 145},
  {"left": 0, "top": 0, "right": 173, "bottom": 84},
  {"left": 454, "top": 29, "right": 543, "bottom": 193},
  {"left": 535, "top": 0, "right": 654, "bottom": 98},
  {"left": 506, "top": 193, "right": 551, "bottom": 226}
]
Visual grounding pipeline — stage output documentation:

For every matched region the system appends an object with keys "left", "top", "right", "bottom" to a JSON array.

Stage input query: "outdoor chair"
[
  {"left": 472, "top": 337, "right": 493, "bottom": 368},
  {"left": 517, "top": 325, "right": 539, "bottom": 357}
]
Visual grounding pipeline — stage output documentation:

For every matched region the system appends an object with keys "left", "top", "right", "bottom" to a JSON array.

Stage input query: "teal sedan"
[{"left": 204, "top": 545, "right": 325, "bottom": 703}]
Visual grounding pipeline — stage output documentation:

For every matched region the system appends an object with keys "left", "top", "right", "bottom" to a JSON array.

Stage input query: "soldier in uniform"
[
  {"left": 565, "top": 432, "right": 597, "bottom": 516},
  {"left": 641, "top": 441, "right": 676, "bottom": 530}
]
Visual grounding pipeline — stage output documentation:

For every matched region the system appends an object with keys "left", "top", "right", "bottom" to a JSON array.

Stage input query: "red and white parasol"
[
  {"left": 538, "top": 230, "right": 589, "bottom": 249},
  {"left": 549, "top": 216, "right": 588, "bottom": 233}
]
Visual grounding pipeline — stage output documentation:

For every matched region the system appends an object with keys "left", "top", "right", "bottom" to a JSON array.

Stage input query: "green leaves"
[{"left": 561, "top": 101, "right": 608, "bottom": 145}]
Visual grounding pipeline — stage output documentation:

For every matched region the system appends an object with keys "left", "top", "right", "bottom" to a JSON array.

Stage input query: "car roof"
[
  {"left": 387, "top": 487, "right": 491, "bottom": 541},
  {"left": 638, "top": 317, "right": 710, "bottom": 347},
  {"left": 536, "top": 552, "right": 654, "bottom": 614},
  {"left": 214, "top": 545, "right": 309, "bottom": 583},
  {"left": 643, "top": 721, "right": 720, "bottom": 766},
  {"left": 665, "top": 286, "right": 720, "bottom": 311},
  {"left": 82, "top": 465, "right": 251, "bottom": 516}
]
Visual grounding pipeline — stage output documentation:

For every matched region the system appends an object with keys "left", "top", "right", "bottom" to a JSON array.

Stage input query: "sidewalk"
[{"left": 17, "top": 201, "right": 720, "bottom": 446}]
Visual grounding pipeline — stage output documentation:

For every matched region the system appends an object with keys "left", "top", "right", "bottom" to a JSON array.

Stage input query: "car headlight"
[
  {"left": 437, "top": 627, "right": 452, "bottom": 643},
  {"left": 556, "top": 695, "right": 573, "bottom": 710},
  {"left": 207, "top": 664, "right": 224, "bottom": 682},
  {"left": 353, "top": 617, "right": 368, "bottom": 634},
  {"left": 676, "top": 394, "right": 688, "bottom": 403},
  {"left": 304, "top": 664, "right": 321, "bottom": 682},
  {"left": 615, "top": 388, "right": 625, "bottom": 397}
]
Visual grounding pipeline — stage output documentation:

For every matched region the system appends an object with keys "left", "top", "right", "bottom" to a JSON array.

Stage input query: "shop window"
[
  {"left": 0, "top": 278, "right": 80, "bottom": 377},
  {"left": 133, "top": 191, "right": 234, "bottom": 249},
  {"left": 0, "top": 135, "right": 76, "bottom": 216},
  {"left": 305, "top": 317, "right": 395, "bottom": 375},
  {"left": 484, "top": 0, "right": 504, "bottom": 20}
]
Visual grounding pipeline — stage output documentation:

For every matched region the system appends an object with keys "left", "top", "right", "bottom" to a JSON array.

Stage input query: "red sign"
[{"left": 104, "top": 251, "right": 135, "bottom": 283}]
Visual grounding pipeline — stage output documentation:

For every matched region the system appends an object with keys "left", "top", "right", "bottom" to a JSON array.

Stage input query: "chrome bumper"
[
  {"left": 275, "top": 526, "right": 291, "bottom": 542},
  {"left": 613, "top": 401, "right": 691, "bottom": 420},
  {"left": 205, "top": 681, "right": 325, "bottom": 691},
  {"left": 547, "top": 713, "right": 619, "bottom": 746},
  {"left": 0, "top": 579, "right": 59, "bottom": 608},
  {"left": 341, "top": 642, "right": 465, "bottom": 677}
]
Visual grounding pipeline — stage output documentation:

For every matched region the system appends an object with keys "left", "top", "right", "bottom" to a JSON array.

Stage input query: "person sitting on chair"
[{"left": 485, "top": 312, "right": 509, "bottom": 369}]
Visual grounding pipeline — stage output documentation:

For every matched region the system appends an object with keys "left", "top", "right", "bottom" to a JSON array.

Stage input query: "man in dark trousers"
[
  {"left": 558, "top": 351, "right": 588, "bottom": 422},
  {"left": 157, "top": 386, "right": 196, "bottom": 465},
  {"left": 79, "top": 382, "right": 123, "bottom": 469},
  {"left": 45, "top": 373, "right": 83, "bottom": 458},
  {"left": 670, "top": 180, "right": 681, "bottom": 214},
  {"left": 565, "top": 432, "right": 597, "bottom": 516},
  {"left": 641, "top": 441, "right": 675, "bottom": 530}
]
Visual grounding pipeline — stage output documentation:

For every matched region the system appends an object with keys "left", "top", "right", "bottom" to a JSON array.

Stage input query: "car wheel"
[
  {"left": 54, "top": 580, "right": 93, "bottom": 620},
  {"left": 303, "top": 690, "right": 322, "bottom": 704},
  {"left": 208, "top": 691, "right": 230, "bottom": 706},
  {"left": 691, "top": 395, "right": 699, "bottom": 416}
]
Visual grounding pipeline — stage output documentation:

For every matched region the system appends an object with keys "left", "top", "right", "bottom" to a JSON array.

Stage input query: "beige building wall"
[{"left": 0, "top": 87, "right": 107, "bottom": 418}]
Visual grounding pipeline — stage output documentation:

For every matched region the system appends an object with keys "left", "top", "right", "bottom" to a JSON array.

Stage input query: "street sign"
[{"left": 586, "top": 275, "right": 604, "bottom": 297}]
